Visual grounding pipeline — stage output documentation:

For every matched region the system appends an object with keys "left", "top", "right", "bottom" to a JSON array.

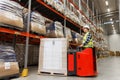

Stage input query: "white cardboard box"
[{"left": 38, "top": 38, "right": 67, "bottom": 75}]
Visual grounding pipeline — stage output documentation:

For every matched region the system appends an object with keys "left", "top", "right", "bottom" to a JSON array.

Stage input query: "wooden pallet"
[
  {"left": 0, "top": 74, "right": 19, "bottom": 80},
  {"left": 38, "top": 71, "right": 67, "bottom": 76},
  {"left": 0, "top": 23, "right": 23, "bottom": 31}
]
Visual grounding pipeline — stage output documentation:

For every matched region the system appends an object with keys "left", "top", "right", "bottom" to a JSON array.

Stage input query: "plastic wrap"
[
  {"left": 65, "top": 27, "right": 72, "bottom": 41},
  {"left": 53, "top": 0, "right": 64, "bottom": 13},
  {"left": 0, "top": 0, "right": 23, "bottom": 28},
  {"left": 0, "top": 45, "right": 16, "bottom": 62},
  {"left": 46, "top": 21, "right": 64, "bottom": 38},
  {"left": 31, "top": 11, "right": 46, "bottom": 35},
  {"left": 71, "top": 31, "right": 82, "bottom": 44}
]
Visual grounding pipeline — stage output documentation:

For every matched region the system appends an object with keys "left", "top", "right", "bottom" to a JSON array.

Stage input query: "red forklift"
[{"left": 67, "top": 47, "right": 97, "bottom": 76}]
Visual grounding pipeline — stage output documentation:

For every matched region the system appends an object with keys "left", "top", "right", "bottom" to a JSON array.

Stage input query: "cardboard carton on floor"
[{"left": 0, "top": 62, "right": 19, "bottom": 78}]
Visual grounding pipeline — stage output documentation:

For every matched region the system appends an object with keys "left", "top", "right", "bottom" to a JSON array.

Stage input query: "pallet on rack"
[
  {"left": 0, "top": 73, "right": 19, "bottom": 80},
  {"left": 0, "top": 23, "right": 23, "bottom": 31}
]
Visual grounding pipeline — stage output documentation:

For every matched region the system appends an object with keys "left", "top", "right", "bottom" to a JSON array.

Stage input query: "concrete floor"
[{"left": 12, "top": 57, "right": 120, "bottom": 80}]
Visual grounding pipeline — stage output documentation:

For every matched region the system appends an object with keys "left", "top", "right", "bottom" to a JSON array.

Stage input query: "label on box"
[{"left": 4, "top": 62, "right": 11, "bottom": 70}]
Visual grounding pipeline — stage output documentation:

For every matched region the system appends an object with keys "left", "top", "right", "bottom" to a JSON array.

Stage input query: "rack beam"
[{"left": 0, "top": 27, "right": 44, "bottom": 39}]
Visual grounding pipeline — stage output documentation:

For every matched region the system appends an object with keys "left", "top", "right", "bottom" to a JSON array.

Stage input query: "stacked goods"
[
  {"left": 0, "top": 45, "right": 16, "bottom": 62},
  {"left": 76, "top": 33, "right": 82, "bottom": 45},
  {"left": 43, "top": 0, "right": 64, "bottom": 13},
  {"left": 43, "top": 0, "right": 54, "bottom": 6},
  {"left": 46, "top": 21, "right": 64, "bottom": 38},
  {"left": 0, "top": 0, "right": 23, "bottom": 28},
  {"left": 71, "top": 31, "right": 82, "bottom": 45},
  {"left": 65, "top": 27, "right": 72, "bottom": 41},
  {"left": 0, "top": 45, "right": 19, "bottom": 78},
  {"left": 38, "top": 38, "right": 67, "bottom": 75},
  {"left": 71, "top": 31, "right": 77, "bottom": 43},
  {"left": 65, "top": 8, "right": 80, "bottom": 24},
  {"left": 116, "top": 51, "right": 120, "bottom": 56},
  {"left": 53, "top": 0, "right": 64, "bottom": 13},
  {"left": 44, "top": 0, "right": 81, "bottom": 25},
  {"left": 31, "top": 11, "right": 46, "bottom": 35},
  {"left": 109, "top": 51, "right": 115, "bottom": 56}
]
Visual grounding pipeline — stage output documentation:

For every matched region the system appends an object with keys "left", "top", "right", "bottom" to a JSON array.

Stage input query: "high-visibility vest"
[{"left": 83, "top": 32, "right": 93, "bottom": 48}]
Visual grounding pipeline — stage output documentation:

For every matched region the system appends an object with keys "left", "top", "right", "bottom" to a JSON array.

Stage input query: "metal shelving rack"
[{"left": 0, "top": 0, "right": 99, "bottom": 77}]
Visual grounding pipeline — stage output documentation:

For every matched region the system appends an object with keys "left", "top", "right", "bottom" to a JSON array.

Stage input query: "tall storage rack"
[{"left": 0, "top": 0, "right": 105, "bottom": 77}]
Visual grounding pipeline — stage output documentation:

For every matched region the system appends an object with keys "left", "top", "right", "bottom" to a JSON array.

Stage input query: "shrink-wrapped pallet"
[
  {"left": 0, "top": 45, "right": 19, "bottom": 78},
  {"left": 31, "top": 12, "right": 46, "bottom": 35},
  {"left": 53, "top": 0, "right": 64, "bottom": 13},
  {"left": 0, "top": 0, "right": 23, "bottom": 28},
  {"left": 65, "top": 27, "right": 72, "bottom": 41},
  {"left": 71, "top": 31, "right": 82, "bottom": 44},
  {"left": 0, "top": 45, "right": 16, "bottom": 62},
  {"left": 43, "top": 0, "right": 54, "bottom": 6},
  {"left": 46, "top": 21, "right": 64, "bottom": 38},
  {"left": 38, "top": 38, "right": 67, "bottom": 76}
]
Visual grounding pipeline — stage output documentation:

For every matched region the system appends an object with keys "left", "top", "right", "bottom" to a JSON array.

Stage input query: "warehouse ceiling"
[{"left": 91, "top": 0, "right": 119, "bottom": 35}]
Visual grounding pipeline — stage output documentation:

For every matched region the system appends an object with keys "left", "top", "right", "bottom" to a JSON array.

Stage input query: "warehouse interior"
[{"left": 0, "top": 0, "right": 120, "bottom": 80}]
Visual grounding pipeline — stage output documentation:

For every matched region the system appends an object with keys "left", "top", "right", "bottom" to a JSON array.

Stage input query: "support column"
[{"left": 22, "top": 0, "right": 31, "bottom": 77}]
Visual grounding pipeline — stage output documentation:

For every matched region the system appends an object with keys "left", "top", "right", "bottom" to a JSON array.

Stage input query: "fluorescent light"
[
  {"left": 111, "top": 22, "right": 114, "bottom": 24},
  {"left": 105, "top": 1, "right": 109, "bottom": 6},
  {"left": 110, "top": 18, "right": 112, "bottom": 21},
  {"left": 107, "top": 8, "right": 110, "bottom": 12}
]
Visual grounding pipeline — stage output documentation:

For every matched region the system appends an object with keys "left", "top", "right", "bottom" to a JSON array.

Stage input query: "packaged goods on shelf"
[
  {"left": 0, "top": 45, "right": 19, "bottom": 78},
  {"left": 0, "top": 45, "right": 16, "bottom": 62},
  {"left": 76, "top": 33, "right": 82, "bottom": 45},
  {"left": 0, "top": 0, "right": 23, "bottom": 28},
  {"left": 0, "top": 62, "right": 19, "bottom": 78},
  {"left": 53, "top": 0, "right": 64, "bottom": 13},
  {"left": 71, "top": 31, "right": 82, "bottom": 44},
  {"left": 44, "top": 0, "right": 64, "bottom": 13},
  {"left": 31, "top": 11, "right": 46, "bottom": 35},
  {"left": 79, "top": 19, "right": 86, "bottom": 26},
  {"left": 43, "top": 0, "right": 54, "bottom": 6},
  {"left": 65, "top": 8, "right": 72, "bottom": 18},
  {"left": 46, "top": 21, "right": 64, "bottom": 38},
  {"left": 65, "top": 8, "right": 79, "bottom": 24},
  {"left": 65, "top": 27, "right": 72, "bottom": 41}
]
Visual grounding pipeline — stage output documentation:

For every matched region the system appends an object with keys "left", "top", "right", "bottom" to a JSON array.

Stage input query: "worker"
[{"left": 80, "top": 25, "right": 93, "bottom": 49}]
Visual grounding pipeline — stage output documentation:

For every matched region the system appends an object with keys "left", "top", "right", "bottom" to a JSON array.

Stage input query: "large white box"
[{"left": 38, "top": 38, "right": 67, "bottom": 75}]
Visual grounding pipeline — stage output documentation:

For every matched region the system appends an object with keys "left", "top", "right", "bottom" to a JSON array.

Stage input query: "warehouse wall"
[
  {"left": 108, "top": 34, "right": 120, "bottom": 51},
  {"left": 104, "top": 35, "right": 109, "bottom": 49}
]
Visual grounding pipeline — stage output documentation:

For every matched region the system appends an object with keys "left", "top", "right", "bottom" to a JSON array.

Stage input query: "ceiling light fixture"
[
  {"left": 111, "top": 22, "right": 114, "bottom": 24},
  {"left": 105, "top": 1, "right": 109, "bottom": 6},
  {"left": 107, "top": 8, "right": 110, "bottom": 12},
  {"left": 110, "top": 18, "right": 112, "bottom": 21}
]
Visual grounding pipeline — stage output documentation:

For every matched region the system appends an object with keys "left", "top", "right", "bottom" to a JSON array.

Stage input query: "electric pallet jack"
[{"left": 67, "top": 47, "right": 97, "bottom": 77}]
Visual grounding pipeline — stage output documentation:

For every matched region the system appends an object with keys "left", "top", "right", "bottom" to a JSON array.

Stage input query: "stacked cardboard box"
[
  {"left": 31, "top": 11, "right": 46, "bottom": 35},
  {"left": 65, "top": 27, "right": 72, "bottom": 41},
  {"left": 38, "top": 38, "right": 67, "bottom": 75},
  {"left": 46, "top": 21, "right": 64, "bottom": 38},
  {"left": 0, "top": 0, "right": 23, "bottom": 28},
  {"left": 0, "top": 45, "right": 19, "bottom": 78},
  {"left": 0, "top": 62, "right": 19, "bottom": 78}
]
